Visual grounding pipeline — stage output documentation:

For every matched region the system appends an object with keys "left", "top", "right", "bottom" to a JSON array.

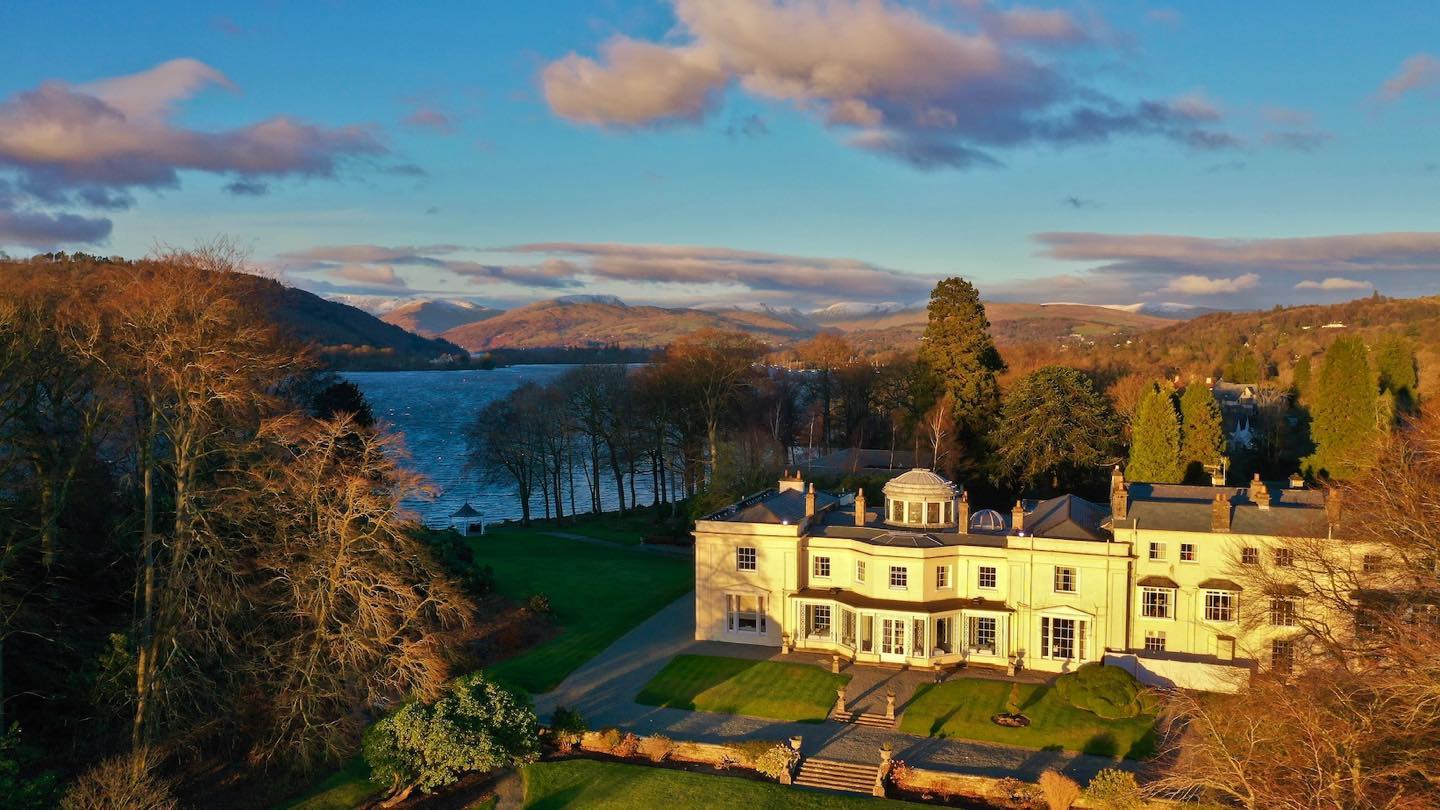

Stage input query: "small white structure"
[{"left": 450, "top": 502, "right": 485, "bottom": 536}]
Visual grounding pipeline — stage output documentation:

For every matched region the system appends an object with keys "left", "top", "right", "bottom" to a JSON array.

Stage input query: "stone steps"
[
  {"left": 793, "top": 757, "right": 879, "bottom": 795},
  {"left": 831, "top": 709, "right": 894, "bottom": 728}
]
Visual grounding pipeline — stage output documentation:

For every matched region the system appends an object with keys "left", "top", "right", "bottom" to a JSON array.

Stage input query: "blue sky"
[{"left": 2, "top": 1, "right": 1438, "bottom": 311}]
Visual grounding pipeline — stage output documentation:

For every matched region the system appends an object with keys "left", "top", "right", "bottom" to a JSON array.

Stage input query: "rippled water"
[{"left": 344, "top": 366, "right": 649, "bottom": 527}]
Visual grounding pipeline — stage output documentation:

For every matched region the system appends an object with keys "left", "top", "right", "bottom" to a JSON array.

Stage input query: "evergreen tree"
[
  {"left": 995, "top": 366, "right": 1121, "bottom": 492},
  {"left": 1179, "top": 380, "right": 1225, "bottom": 483},
  {"left": 1222, "top": 345, "right": 1262, "bottom": 383},
  {"left": 1304, "top": 336, "right": 1380, "bottom": 479},
  {"left": 919, "top": 277, "right": 1005, "bottom": 443},
  {"left": 1127, "top": 381, "right": 1183, "bottom": 483},
  {"left": 1292, "top": 355, "right": 1313, "bottom": 403},
  {"left": 1373, "top": 337, "right": 1417, "bottom": 411}
]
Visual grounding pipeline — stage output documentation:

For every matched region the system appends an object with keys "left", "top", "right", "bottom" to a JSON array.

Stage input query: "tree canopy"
[
  {"left": 1304, "top": 336, "right": 1379, "bottom": 480},
  {"left": 919, "top": 277, "right": 1005, "bottom": 445},
  {"left": 1126, "top": 381, "right": 1183, "bottom": 483},
  {"left": 1179, "top": 380, "right": 1225, "bottom": 484},
  {"left": 994, "top": 366, "right": 1121, "bottom": 492}
]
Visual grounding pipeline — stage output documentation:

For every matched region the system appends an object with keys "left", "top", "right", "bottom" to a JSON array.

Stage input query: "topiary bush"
[
  {"left": 1054, "top": 663, "right": 1143, "bottom": 720},
  {"left": 753, "top": 744, "right": 800, "bottom": 781},
  {"left": 1082, "top": 768, "right": 1141, "bottom": 810}
]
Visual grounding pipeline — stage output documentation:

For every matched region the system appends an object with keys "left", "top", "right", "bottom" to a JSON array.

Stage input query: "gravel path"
[{"left": 534, "top": 592, "right": 1146, "bottom": 784}]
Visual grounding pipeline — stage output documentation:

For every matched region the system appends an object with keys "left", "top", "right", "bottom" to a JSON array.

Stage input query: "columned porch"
[{"left": 789, "top": 589, "right": 1015, "bottom": 669}]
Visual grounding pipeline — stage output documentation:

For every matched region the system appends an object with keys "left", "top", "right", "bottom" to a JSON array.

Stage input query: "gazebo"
[{"left": 449, "top": 502, "right": 485, "bottom": 537}]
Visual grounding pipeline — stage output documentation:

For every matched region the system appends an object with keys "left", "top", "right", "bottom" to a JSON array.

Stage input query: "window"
[
  {"left": 841, "top": 609, "right": 857, "bottom": 648},
  {"left": 1041, "top": 616, "right": 1086, "bottom": 661},
  {"left": 889, "top": 566, "right": 908, "bottom": 590},
  {"left": 977, "top": 565, "right": 997, "bottom": 589},
  {"left": 812, "top": 555, "right": 831, "bottom": 579},
  {"left": 1054, "top": 566, "right": 1076, "bottom": 593},
  {"left": 967, "top": 616, "right": 997, "bottom": 654},
  {"left": 725, "top": 594, "right": 767, "bottom": 634},
  {"left": 1144, "top": 631, "right": 1167, "bottom": 653},
  {"left": 1148, "top": 541, "right": 1166, "bottom": 561},
  {"left": 1204, "top": 590, "right": 1236, "bottom": 622},
  {"left": 855, "top": 560, "right": 867, "bottom": 583},
  {"left": 1241, "top": 547, "right": 1260, "bottom": 565},
  {"left": 936, "top": 565, "right": 951, "bottom": 589},
  {"left": 908, "top": 502, "right": 921, "bottom": 523},
  {"left": 927, "top": 502, "right": 941, "bottom": 524},
  {"left": 1270, "top": 597, "right": 1297, "bottom": 627},
  {"left": 1362, "top": 554, "right": 1382, "bottom": 574},
  {"left": 736, "top": 547, "right": 756, "bottom": 571},
  {"left": 889, "top": 500, "right": 902, "bottom": 522},
  {"left": 934, "top": 617, "right": 953, "bottom": 653},
  {"left": 1141, "top": 587, "right": 1173, "bottom": 619},
  {"left": 860, "top": 614, "right": 874, "bottom": 653},
  {"left": 1274, "top": 548, "right": 1294, "bottom": 567},
  {"left": 1180, "top": 543, "right": 1197, "bottom": 563},
  {"left": 912, "top": 618, "right": 927, "bottom": 657},
  {"left": 805, "top": 604, "right": 832, "bottom": 638},
  {"left": 1271, "top": 638, "right": 1295, "bottom": 673}
]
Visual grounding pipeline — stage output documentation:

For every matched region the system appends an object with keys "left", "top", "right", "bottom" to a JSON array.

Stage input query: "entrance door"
[{"left": 879, "top": 617, "right": 907, "bottom": 662}]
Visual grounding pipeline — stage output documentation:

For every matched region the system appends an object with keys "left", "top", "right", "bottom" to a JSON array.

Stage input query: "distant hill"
[
  {"left": 380, "top": 299, "right": 503, "bottom": 337},
  {"left": 831, "top": 301, "right": 1172, "bottom": 355},
  {"left": 438, "top": 297, "right": 818, "bottom": 350}
]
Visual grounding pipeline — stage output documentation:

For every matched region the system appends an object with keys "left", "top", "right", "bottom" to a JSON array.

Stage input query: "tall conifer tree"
[
  {"left": 1305, "top": 336, "right": 1379, "bottom": 479},
  {"left": 1179, "top": 380, "right": 1225, "bottom": 483},
  {"left": 1127, "top": 381, "right": 1183, "bottom": 483},
  {"left": 919, "top": 278, "right": 1004, "bottom": 443}
]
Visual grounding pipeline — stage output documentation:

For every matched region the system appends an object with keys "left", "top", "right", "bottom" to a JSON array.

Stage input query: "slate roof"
[
  {"left": 1021, "top": 494, "right": 1110, "bottom": 541},
  {"left": 450, "top": 502, "right": 482, "bottom": 518},
  {"left": 794, "top": 587, "right": 1012, "bottom": 614},
  {"left": 1115, "top": 481, "right": 1329, "bottom": 537},
  {"left": 718, "top": 488, "right": 841, "bottom": 524}
]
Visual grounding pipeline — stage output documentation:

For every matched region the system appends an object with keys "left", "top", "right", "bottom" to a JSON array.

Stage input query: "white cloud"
[
  {"left": 1295, "top": 277, "right": 1370, "bottom": 291},
  {"left": 1160, "top": 273, "right": 1261, "bottom": 295},
  {"left": 1375, "top": 53, "right": 1440, "bottom": 103}
]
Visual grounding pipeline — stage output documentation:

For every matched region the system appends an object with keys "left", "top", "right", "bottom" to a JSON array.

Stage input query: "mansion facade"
[{"left": 693, "top": 466, "right": 1338, "bottom": 691}]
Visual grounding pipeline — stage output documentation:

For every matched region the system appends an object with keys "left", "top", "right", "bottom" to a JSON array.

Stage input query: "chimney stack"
[
  {"left": 854, "top": 488, "right": 867, "bottom": 527},
  {"left": 957, "top": 490, "right": 970, "bottom": 530},
  {"left": 1110, "top": 466, "right": 1128, "bottom": 521},
  {"left": 1249, "top": 473, "right": 1271, "bottom": 510},
  {"left": 1012, "top": 500, "right": 1026, "bottom": 534},
  {"left": 1325, "top": 487, "right": 1342, "bottom": 528},
  {"left": 805, "top": 483, "right": 817, "bottom": 519},
  {"left": 1211, "top": 493, "right": 1232, "bottom": 532}
]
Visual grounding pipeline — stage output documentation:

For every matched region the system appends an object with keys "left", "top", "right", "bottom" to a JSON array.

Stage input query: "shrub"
[
  {"left": 363, "top": 671, "right": 540, "bottom": 804},
  {"left": 725, "top": 739, "right": 778, "bottom": 766},
  {"left": 527, "top": 593, "right": 552, "bottom": 614},
  {"left": 1038, "top": 769, "right": 1081, "bottom": 810},
  {"left": 548, "top": 706, "right": 586, "bottom": 752},
  {"left": 1082, "top": 768, "right": 1142, "bottom": 810},
  {"left": 638, "top": 734, "right": 674, "bottom": 762},
  {"left": 595, "top": 728, "right": 623, "bottom": 752},
  {"left": 1006, "top": 682, "right": 1023, "bottom": 716},
  {"left": 612, "top": 732, "right": 641, "bottom": 758},
  {"left": 1055, "top": 663, "right": 1143, "bottom": 720},
  {"left": 753, "top": 744, "right": 800, "bottom": 781},
  {"left": 0, "top": 726, "right": 60, "bottom": 810},
  {"left": 59, "top": 752, "right": 177, "bottom": 810},
  {"left": 996, "top": 776, "right": 1043, "bottom": 809}
]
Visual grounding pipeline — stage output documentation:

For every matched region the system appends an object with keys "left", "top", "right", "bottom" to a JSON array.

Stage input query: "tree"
[
  {"left": 1126, "top": 382, "right": 1183, "bottom": 483},
  {"left": 1222, "top": 344, "right": 1261, "bottom": 383},
  {"left": 311, "top": 380, "right": 375, "bottom": 428},
  {"left": 1372, "top": 336, "right": 1417, "bottom": 411},
  {"left": 994, "top": 367, "right": 1122, "bottom": 492},
  {"left": 1178, "top": 381, "right": 1225, "bottom": 483},
  {"left": 794, "top": 333, "right": 855, "bottom": 453},
  {"left": 363, "top": 672, "right": 540, "bottom": 806},
  {"left": 1292, "top": 355, "right": 1313, "bottom": 403},
  {"left": 466, "top": 385, "right": 545, "bottom": 525},
  {"left": 1303, "top": 337, "right": 1379, "bottom": 479},
  {"left": 664, "top": 330, "right": 763, "bottom": 482},
  {"left": 919, "top": 278, "right": 1004, "bottom": 445},
  {"left": 58, "top": 751, "right": 177, "bottom": 810}
]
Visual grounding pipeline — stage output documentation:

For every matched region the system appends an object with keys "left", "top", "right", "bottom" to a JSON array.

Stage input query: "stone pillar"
[
  {"left": 1011, "top": 500, "right": 1026, "bottom": 533},
  {"left": 831, "top": 654, "right": 841, "bottom": 674},
  {"left": 874, "top": 744, "right": 893, "bottom": 798},
  {"left": 884, "top": 686, "right": 896, "bottom": 720},
  {"left": 835, "top": 686, "right": 847, "bottom": 715}
]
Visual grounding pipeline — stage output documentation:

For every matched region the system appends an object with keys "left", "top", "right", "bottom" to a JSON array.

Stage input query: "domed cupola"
[{"left": 882, "top": 468, "right": 961, "bottom": 529}]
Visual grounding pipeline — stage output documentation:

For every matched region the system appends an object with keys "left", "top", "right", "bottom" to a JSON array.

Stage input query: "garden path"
[{"left": 533, "top": 593, "right": 1146, "bottom": 784}]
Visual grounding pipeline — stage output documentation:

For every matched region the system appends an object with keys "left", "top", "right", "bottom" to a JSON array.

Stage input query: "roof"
[
  {"left": 794, "top": 587, "right": 1011, "bottom": 615},
  {"left": 1022, "top": 494, "right": 1110, "bottom": 541},
  {"left": 883, "top": 468, "right": 960, "bottom": 500},
  {"left": 1116, "top": 482, "right": 1329, "bottom": 537},
  {"left": 867, "top": 531, "right": 946, "bottom": 548},
  {"left": 450, "top": 502, "right": 481, "bottom": 518},
  {"left": 1137, "top": 575, "right": 1180, "bottom": 588},
  {"left": 717, "top": 487, "right": 841, "bottom": 524},
  {"left": 1198, "top": 578, "right": 1244, "bottom": 591}
]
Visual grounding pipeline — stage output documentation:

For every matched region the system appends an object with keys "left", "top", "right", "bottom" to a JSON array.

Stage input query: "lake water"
[{"left": 345, "top": 366, "right": 649, "bottom": 527}]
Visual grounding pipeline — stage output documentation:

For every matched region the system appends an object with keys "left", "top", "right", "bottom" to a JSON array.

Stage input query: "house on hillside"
[{"left": 693, "top": 467, "right": 1339, "bottom": 692}]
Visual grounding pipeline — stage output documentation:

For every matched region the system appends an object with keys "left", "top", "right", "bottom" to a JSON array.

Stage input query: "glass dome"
[
  {"left": 882, "top": 468, "right": 960, "bottom": 529},
  {"left": 969, "top": 509, "right": 1006, "bottom": 534}
]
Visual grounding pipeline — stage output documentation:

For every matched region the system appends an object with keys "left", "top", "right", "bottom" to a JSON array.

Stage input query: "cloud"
[
  {"left": 224, "top": 179, "right": 269, "bottom": 196},
  {"left": 401, "top": 104, "right": 456, "bottom": 134},
  {"left": 1375, "top": 53, "right": 1440, "bottom": 103},
  {"left": 279, "top": 244, "right": 581, "bottom": 290},
  {"left": 1144, "top": 9, "right": 1182, "bottom": 28},
  {"left": 724, "top": 113, "right": 769, "bottom": 139},
  {"left": 0, "top": 202, "right": 112, "bottom": 248},
  {"left": 540, "top": 0, "right": 1239, "bottom": 170},
  {"left": 1295, "top": 277, "right": 1370, "bottom": 291},
  {"left": 0, "top": 58, "right": 384, "bottom": 205},
  {"left": 1161, "top": 273, "right": 1260, "bottom": 295},
  {"left": 327, "top": 263, "right": 408, "bottom": 288}
]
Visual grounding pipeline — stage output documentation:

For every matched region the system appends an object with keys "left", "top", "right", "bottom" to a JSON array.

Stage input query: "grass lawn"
[
  {"left": 898, "top": 678, "right": 1158, "bottom": 759},
  {"left": 521, "top": 759, "right": 917, "bottom": 809},
  {"left": 280, "top": 756, "right": 381, "bottom": 810},
  {"left": 636, "top": 654, "right": 849, "bottom": 723},
  {"left": 510, "top": 503, "right": 685, "bottom": 546},
  {"left": 471, "top": 529, "right": 693, "bottom": 694}
]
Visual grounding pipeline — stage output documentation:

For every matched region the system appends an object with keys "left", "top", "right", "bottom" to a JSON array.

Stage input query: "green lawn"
[
  {"left": 507, "top": 503, "right": 686, "bottom": 546},
  {"left": 280, "top": 756, "right": 381, "bottom": 810},
  {"left": 898, "top": 678, "right": 1158, "bottom": 759},
  {"left": 471, "top": 529, "right": 693, "bottom": 694},
  {"left": 636, "top": 654, "right": 849, "bottom": 723},
  {"left": 521, "top": 759, "right": 917, "bottom": 809}
]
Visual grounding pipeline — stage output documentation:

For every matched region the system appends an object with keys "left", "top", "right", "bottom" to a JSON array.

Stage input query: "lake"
[{"left": 345, "top": 366, "right": 649, "bottom": 527}]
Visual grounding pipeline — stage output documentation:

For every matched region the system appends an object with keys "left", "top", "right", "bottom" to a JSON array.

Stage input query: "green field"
[
  {"left": 636, "top": 654, "right": 849, "bottom": 723},
  {"left": 473, "top": 528, "right": 693, "bottom": 693},
  {"left": 521, "top": 759, "right": 917, "bottom": 809},
  {"left": 898, "top": 678, "right": 1158, "bottom": 758},
  {"left": 500, "top": 503, "right": 687, "bottom": 547}
]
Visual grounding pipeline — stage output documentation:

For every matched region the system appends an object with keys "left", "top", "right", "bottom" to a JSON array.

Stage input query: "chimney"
[
  {"left": 779, "top": 469, "right": 805, "bottom": 493},
  {"left": 1012, "top": 500, "right": 1026, "bottom": 534},
  {"left": 957, "top": 490, "right": 970, "bottom": 530},
  {"left": 1249, "top": 473, "right": 1271, "bottom": 510},
  {"left": 1289, "top": 472, "right": 1305, "bottom": 489},
  {"left": 854, "top": 488, "right": 867, "bottom": 527},
  {"left": 1325, "top": 487, "right": 1342, "bottom": 527},
  {"left": 805, "top": 484, "right": 817, "bottom": 519},
  {"left": 1110, "top": 466, "right": 1128, "bottom": 521},
  {"left": 1211, "top": 456, "right": 1227, "bottom": 486},
  {"left": 1211, "top": 493, "right": 1232, "bottom": 532}
]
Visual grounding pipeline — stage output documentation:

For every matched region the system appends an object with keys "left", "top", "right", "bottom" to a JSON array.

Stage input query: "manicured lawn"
[
  {"left": 280, "top": 756, "right": 381, "bottom": 810},
  {"left": 511, "top": 503, "right": 686, "bottom": 546},
  {"left": 474, "top": 529, "right": 693, "bottom": 693},
  {"left": 636, "top": 654, "right": 849, "bottom": 723},
  {"left": 898, "top": 678, "right": 1158, "bottom": 759},
  {"left": 521, "top": 759, "right": 917, "bottom": 809}
]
